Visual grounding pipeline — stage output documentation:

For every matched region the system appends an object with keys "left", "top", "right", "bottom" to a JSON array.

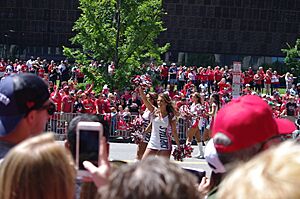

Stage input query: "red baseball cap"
[
  {"left": 276, "top": 118, "right": 296, "bottom": 135},
  {"left": 212, "top": 95, "right": 295, "bottom": 153}
]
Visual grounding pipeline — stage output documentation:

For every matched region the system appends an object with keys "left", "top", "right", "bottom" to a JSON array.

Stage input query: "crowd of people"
[
  {"left": 0, "top": 57, "right": 299, "bottom": 117},
  {"left": 0, "top": 57, "right": 300, "bottom": 198}
]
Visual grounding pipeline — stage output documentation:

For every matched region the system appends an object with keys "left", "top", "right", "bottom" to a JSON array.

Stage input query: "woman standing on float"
[{"left": 138, "top": 87, "right": 180, "bottom": 159}]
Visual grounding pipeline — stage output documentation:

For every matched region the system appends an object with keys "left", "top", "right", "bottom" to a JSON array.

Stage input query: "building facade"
[{"left": 0, "top": 0, "right": 300, "bottom": 66}]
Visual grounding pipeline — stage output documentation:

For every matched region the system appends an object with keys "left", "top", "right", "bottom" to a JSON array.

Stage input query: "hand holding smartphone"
[{"left": 76, "top": 121, "right": 103, "bottom": 178}]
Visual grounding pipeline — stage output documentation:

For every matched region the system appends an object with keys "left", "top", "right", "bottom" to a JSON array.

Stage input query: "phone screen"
[
  {"left": 78, "top": 129, "right": 99, "bottom": 170},
  {"left": 183, "top": 168, "right": 206, "bottom": 183}
]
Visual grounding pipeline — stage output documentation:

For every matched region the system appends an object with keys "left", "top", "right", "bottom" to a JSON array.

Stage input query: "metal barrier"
[
  {"left": 47, "top": 112, "right": 195, "bottom": 142},
  {"left": 46, "top": 112, "right": 81, "bottom": 140}
]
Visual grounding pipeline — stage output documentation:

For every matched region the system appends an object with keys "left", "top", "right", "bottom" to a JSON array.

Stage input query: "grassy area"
[
  {"left": 278, "top": 88, "right": 286, "bottom": 95},
  {"left": 259, "top": 88, "right": 286, "bottom": 95}
]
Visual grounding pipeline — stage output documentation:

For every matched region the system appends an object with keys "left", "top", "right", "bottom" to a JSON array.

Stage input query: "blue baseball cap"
[{"left": 0, "top": 73, "right": 50, "bottom": 136}]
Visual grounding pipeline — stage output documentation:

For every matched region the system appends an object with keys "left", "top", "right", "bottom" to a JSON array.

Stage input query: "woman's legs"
[
  {"left": 186, "top": 127, "right": 204, "bottom": 158},
  {"left": 186, "top": 127, "right": 198, "bottom": 144},
  {"left": 194, "top": 128, "right": 204, "bottom": 158},
  {"left": 135, "top": 142, "right": 148, "bottom": 160},
  {"left": 142, "top": 148, "right": 158, "bottom": 159}
]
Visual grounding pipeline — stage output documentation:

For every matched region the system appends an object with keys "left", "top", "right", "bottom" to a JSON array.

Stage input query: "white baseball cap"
[{"left": 204, "top": 139, "right": 226, "bottom": 174}]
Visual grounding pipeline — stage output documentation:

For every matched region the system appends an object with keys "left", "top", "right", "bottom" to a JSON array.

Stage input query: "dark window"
[
  {"left": 175, "top": 4, "right": 183, "bottom": 15},
  {"left": 215, "top": 7, "right": 221, "bottom": 17}
]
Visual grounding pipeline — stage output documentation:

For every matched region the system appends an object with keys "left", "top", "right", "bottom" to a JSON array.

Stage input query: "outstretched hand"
[
  {"left": 83, "top": 138, "right": 110, "bottom": 188},
  {"left": 197, "top": 177, "right": 210, "bottom": 199}
]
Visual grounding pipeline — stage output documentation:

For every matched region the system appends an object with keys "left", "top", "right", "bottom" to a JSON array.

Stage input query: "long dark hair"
[
  {"left": 147, "top": 92, "right": 158, "bottom": 107},
  {"left": 158, "top": 93, "right": 179, "bottom": 118},
  {"left": 211, "top": 93, "right": 220, "bottom": 110},
  {"left": 193, "top": 92, "right": 202, "bottom": 105}
]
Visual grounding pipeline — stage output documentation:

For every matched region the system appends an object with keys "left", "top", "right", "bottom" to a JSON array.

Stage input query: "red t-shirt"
[
  {"left": 48, "top": 64, "right": 55, "bottom": 72},
  {"left": 218, "top": 82, "right": 228, "bottom": 91},
  {"left": 62, "top": 95, "right": 74, "bottom": 113},
  {"left": 161, "top": 66, "right": 169, "bottom": 78},
  {"left": 254, "top": 74, "right": 262, "bottom": 84},
  {"left": 195, "top": 73, "right": 201, "bottom": 81},
  {"left": 50, "top": 92, "right": 62, "bottom": 112},
  {"left": 121, "top": 94, "right": 132, "bottom": 102},
  {"left": 21, "top": 64, "right": 28, "bottom": 72},
  {"left": 83, "top": 99, "right": 95, "bottom": 114},
  {"left": 0, "top": 65, "right": 5, "bottom": 72},
  {"left": 248, "top": 70, "right": 254, "bottom": 78},
  {"left": 76, "top": 69, "right": 84, "bottom": 78},
  {"left": 265, "top": 75, "right": 271, "bottom": 84},
  {"left": 94, "top": 99, "right": 110, "bottom": 114},
  {"left": 244, "top": 75, "right": 251, "bottom": 84},
  {"left": 214, "top": 70, "right": 223, "bottom": 82},
  {"left": 199, "top": 72, "right": 208, "bottom": 81},
  {"left": 207, "top": 70, "right": 214, "bottom": 81},
  {"left": 38, "top": 68, "right": 45, "bottom": 78}
]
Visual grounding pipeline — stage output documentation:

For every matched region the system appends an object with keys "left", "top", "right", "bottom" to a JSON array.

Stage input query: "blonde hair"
[
  {"left": 0, "top": 133, "right": 75, "bottom": 199},
  {"left": 217, "top": 141, "right": 300, "bottom": 199}
]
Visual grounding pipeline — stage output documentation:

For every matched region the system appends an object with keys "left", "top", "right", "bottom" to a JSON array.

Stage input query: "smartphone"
[
  {"left": 183, "top": 168, "right": 206, "bottom": 183},
  {"left": 76, "top": 121, "right": 103, "bottom": 178}
]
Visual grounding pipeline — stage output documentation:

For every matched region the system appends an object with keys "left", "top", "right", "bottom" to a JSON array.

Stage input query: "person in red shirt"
[
  {"left": 48, "top": 60, "right": 55, "bottom": 73},
  {"left": 61, "top": 87, "right": 74, "bottom": 113},
  {"left": 253, "top": 71, "right": 262, "bottom": 94},
  {"left": 242, "top": 84, "right": 252, "bottom": 95},
  {"left": 175, "top": 94, "right": 186, "bottom": 110},
  {"left": 95, "top": 94, "right": 110, "bottom": 114},
  {"left": 20, "top": 61, "right": 27, "bottom": 73},
  {"left": 82, "top": 93, "right": 95, "bottom": 114},
  {"left": 76, "top": 68, "right": 84, "bottom": 83},
  {"left": 199, "top": 67, "right": 207, "bottom": 88},
  {"left": 218, "top": 78, "right": 228, "bottom": 92},
  {"left": 121, "top": 89, "right": 132, "bottom": 103},
  {"left": 160, "top": 63, "right": 169, "bottom": 89},
  {"left": 247, "top": 67, "right": 255, "bottom": 88},
  {"left": 264, "top": 70, "right": 272, "bottom": 95},
  {"left": 38, "top": 66, "right": 45, "bottom": 78},
  {"left": 214, "top": 66, "right": 223, "bottom": 90},
  {"left": 243, "top": 71, "right": 251, "bottom": 87},
  {"left": 50, "top": 86, "right": 62, "bottom": 112},
  {"left": 206, "top": 66, "right": 215, "bottom": 94},
  {"left": 0, "top": 61, "right": 6, "bottom": 78}
]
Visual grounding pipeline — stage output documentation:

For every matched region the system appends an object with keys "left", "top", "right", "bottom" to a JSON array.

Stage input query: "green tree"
[
  {"left": 64, "top": 0, "right": 169, "bottom": 90},
  {"left": 282, "top": 38, "right": 300, "bottom": 72}
]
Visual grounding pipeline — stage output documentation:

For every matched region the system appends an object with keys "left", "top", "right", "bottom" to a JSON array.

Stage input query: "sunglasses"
[{"left": 38, "top": 102, "right": 56, "bottom": 115}]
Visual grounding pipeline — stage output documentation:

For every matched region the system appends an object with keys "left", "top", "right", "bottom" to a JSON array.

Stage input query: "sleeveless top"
[{"left": 147, "top": 109, "right": 174, "bottom": 150}]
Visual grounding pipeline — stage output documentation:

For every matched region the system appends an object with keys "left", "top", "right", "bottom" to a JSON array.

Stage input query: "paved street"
[
  {"left": 57, "top": 140, "right": 212, "bottom": 177},
  {"left": 109, "top": 142, "right": 211, "bottom": 176}
]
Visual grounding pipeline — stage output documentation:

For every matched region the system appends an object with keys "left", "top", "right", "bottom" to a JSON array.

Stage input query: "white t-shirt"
[{"left": 148, "top": 109, "right": 174, "bottom": 150}]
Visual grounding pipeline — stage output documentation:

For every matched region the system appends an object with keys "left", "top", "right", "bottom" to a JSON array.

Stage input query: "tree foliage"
[
  {"left": 64, "top": 0, "right": 169, "bottom": 90},
  {"left": 281, "top": 39, "right": 300, "bottom": 71}
]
